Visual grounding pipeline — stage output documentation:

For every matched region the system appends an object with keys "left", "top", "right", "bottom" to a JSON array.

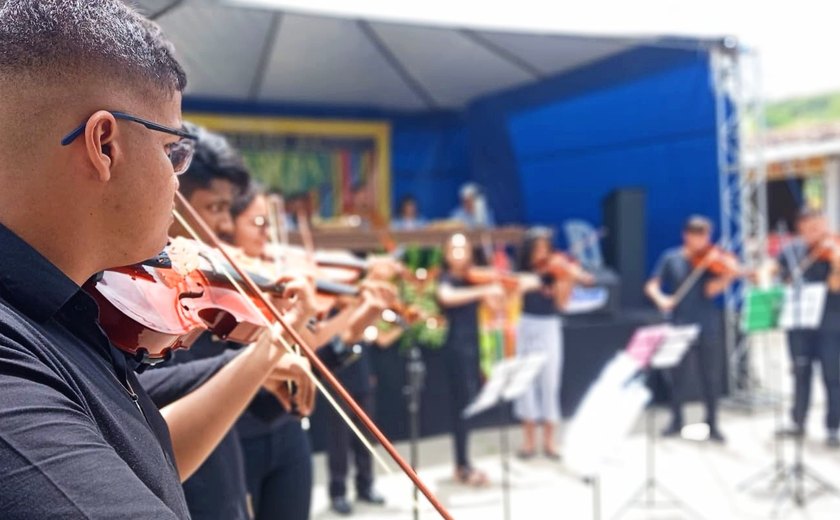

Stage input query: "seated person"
[
  {"left": 391, "top": 195, "right": 427, "bottom": 231},
  {"left": 450, "top": 183, "right": 495, "bottom": 228}
]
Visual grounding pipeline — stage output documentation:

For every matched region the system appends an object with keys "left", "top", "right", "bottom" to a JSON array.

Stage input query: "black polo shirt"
[{"left": 0, "top": 223, "right": 189, "bottom": 519}]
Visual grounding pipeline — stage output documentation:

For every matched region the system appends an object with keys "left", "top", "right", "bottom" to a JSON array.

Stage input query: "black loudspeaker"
[{"left": 602, "top": 189, "right": 646, "bottom": 309}]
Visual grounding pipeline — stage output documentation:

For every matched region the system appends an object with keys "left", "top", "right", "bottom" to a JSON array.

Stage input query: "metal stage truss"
[{"left": 712, "top": 42, "right": 771, "bottom": 411}]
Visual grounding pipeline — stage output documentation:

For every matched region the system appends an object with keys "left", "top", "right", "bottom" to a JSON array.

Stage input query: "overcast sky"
[{"left": 234, "top": 0, "right": 840, "bottom": 101}]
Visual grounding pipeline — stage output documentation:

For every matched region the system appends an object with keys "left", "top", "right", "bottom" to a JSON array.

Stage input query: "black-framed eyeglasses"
[{"left": 60, "top": 111, "right": 199, "bottom": 175}]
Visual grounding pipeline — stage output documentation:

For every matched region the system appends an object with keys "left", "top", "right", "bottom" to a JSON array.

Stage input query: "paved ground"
[{"left": 310, "top": 332, "right": 840, "bottom": 519}]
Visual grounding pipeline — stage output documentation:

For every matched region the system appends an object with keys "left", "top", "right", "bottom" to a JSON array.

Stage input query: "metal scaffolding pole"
[{"left": 711, "top": 42, "right": 770, "bottom": 410}]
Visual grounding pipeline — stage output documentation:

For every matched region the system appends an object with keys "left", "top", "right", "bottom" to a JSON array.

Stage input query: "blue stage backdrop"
[
  {"left": 183, "top": 46, "right": 721, "bottom": 271},
  {"left": 468, "top": 46, "right": 720, "bottom": 273}
]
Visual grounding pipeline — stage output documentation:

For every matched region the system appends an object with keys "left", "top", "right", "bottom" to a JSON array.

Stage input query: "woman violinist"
[
  {"left": 513, "top": 227, "right": 594, "bottom": 460},
  {"left": 227, "top": 182, "right": 399, "bottom": 519},
  {"left": 435, "top": 233, "right": 508, "bottom": 486}
]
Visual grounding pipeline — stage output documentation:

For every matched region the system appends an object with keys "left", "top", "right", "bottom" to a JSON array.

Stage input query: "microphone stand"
[{"left": 404, "top": 344, "right": 426, "bottom": 520}]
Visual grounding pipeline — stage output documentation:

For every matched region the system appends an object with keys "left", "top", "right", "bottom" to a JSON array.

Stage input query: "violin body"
[
  {"left": 87, "top": 262, "right": 269, "bottom": 363},
  {"left": 465, "top": 266, "right": 519, "bottom": 290},
  {"left": 543, "top": 252, "right": 578, "bottom": 280},
  {"left": 691, "top": 246, "right": 741, "bottom": 276},
  {"left": 811, "top": 236, "right": 840, "bottom": 263}
]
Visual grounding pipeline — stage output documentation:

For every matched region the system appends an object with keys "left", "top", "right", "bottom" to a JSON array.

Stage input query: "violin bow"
[
  {"left": 172, "top": 192, "right": 453, "bottom": 520},
  {"left": 265, "top": 194, "right": 307, "bottom": 418},
  {"left": 669, "top": 239, "right": 733, "bottom": 311}
]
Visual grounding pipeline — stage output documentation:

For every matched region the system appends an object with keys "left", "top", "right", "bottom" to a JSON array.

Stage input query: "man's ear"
[{"left": 83, "top": 111, "right": 121, "bottom": 182}]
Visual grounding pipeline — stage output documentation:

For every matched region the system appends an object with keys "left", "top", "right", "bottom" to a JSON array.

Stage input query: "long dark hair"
[{"left": 517, "top": 227, "right": 553, "bottom": 271}]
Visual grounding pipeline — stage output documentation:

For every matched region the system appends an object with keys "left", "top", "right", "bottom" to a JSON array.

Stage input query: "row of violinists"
[
  {"left": 102, "top": 122, "right": 840, "bottom": 520},
  {"left": 2, "top": 3, "right": 840, "bottom": 520}
]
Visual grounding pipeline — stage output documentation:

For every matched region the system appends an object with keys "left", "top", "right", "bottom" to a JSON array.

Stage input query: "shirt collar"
[{"left": 0, "top": 222, "right": 81, "bottom": 323}]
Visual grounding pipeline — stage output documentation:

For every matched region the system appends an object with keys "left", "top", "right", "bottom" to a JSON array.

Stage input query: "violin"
[
  {"left": 262, "top": 244, "right": 368, "bottom": 285},
  {"left": 809, "top": 236, "right": 840, "bottom": 263},
  {"left": 465, "top": 266, "right": 520, "bottom": 290},
  {"left": 87, "top": 256, "right": 273, "bottom": 364},
  {"left": 689, "top": 245, "right": 741, "bottom": 276},
  {"left": 541, "top": 252, "right": 587, "bottom": 282}
]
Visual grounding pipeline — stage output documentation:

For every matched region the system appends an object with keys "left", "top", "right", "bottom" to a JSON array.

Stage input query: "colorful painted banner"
[{"left": 184, "top": 114, "right": 391, "bottom": 219}]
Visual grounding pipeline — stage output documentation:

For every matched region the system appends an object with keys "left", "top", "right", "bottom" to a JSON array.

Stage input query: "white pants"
[{"left": 513, "top": 314, "right": 563, "bottom": 423}]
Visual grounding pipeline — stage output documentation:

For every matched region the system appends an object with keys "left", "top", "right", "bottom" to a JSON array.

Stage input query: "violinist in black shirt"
[
  {"left": 0, "top": 2, "right": 312, "bottom": 517},
  {"left": 776, "top": 209, "right": 840, "bottom": 447},
  {"left": 436, "top": 233, "right": 505, "bottom": 486},
  {"left": 645, "top": 216, "right": 736, "bottom": 443}
]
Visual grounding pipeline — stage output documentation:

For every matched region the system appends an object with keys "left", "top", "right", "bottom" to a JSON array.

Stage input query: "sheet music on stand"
[
  {"left": 650, "top": 324, "right": 700, "bottom": 369},
  {"left": 462, "top": 354, "right": 547, "bottom": 419},
  {"left": 779, "top": 282, "right": 827, "bottom": 330},
  {"left": 565, "top": 324, "right": 699, "bottom": 477}
]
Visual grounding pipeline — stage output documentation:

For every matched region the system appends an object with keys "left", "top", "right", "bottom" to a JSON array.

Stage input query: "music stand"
[
  {"left": 736, "top": 287, "right": 787, "bottom": 493},
  {"left": 565, "top": 350, "right": 652, "bottom": 520},
  {"left": 747, "top": 280, "right": 839, "bottom": 515},
  {"left": 613, "top": 324, "right": 703, "bottom": 520},
  {"left": 403, "top": 345, "right": 426, "bottom": 520},
  {"left": 463, "top": 354, "right": 547, "bottom": 520}
]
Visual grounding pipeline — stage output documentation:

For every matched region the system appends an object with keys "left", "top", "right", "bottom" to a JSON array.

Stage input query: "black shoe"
[
  {"left": 661, "top": 423, "right": 683, "bottom": 438},
  {"left": 827, "top": 431, "right": 840, "bottom": 449},
  {"left": 543, "top": 449, "right": 562, "bottom": 461},
  {"left": 331, "top": 496, "right": 353, "bottom": 516},
  {"left": 708, "top": 428, "right": 726, "bottom": 444},
  {"left": 516, "top": 449, "right": 536, "bottom": 460},
  {"left": 357, "top": 489, "right": 385, "bottom": 505},
  {"left": 776, "top": 425, "right": 805, "bottom": 439}
]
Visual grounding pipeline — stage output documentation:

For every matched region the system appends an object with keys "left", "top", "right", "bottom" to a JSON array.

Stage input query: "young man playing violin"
[
  {"left": 645, "top": 216, "right": 737, "bottom": 443},
  {"left": 0, "top": 2, "right": 313, "bottom": 517},
  {"left": 776, "top": 209, "right": 840, "bottom": 447}
]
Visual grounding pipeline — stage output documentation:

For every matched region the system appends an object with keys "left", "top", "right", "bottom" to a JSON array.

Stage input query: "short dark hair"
[
  {"left": 398, "top": 194, "right": 417, "bottom": 214},
  {"left": 683, "top": 215, "right": 713, "bottom": 234},
  {"left": 0, "top": 0, "right": 186, "bottom": 93},
  {"left": 179, "top": 123, "right": 251, "bottom": 199}
]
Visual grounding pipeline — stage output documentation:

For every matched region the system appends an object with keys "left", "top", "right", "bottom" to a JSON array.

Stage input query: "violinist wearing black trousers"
[
  {"left": 436, "top": 233, "right": 505, "bottom": 486},
  {"left": 0, "top": 2, "right": 314, "bottom": 517},
  {"left": 325, "top": 260, "right": 403, "bottom": 516},
  {"left": 776, "top": 209, "right": 840, "bottom": 447},
  {"left": 645, "top": 216, "right": 736, "bottom": 443},
  {"left": 227, "top": 182, "right": 398, "bottom": 519}
]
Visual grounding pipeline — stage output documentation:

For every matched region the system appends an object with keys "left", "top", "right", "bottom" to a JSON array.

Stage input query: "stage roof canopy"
[{"left": 134, "top": 0, "right": 724, "bottom": 112}]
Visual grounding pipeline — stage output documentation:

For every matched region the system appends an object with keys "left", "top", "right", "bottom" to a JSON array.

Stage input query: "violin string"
[{"left": 172, "top": 209, "right": 392, "bottom": 473}]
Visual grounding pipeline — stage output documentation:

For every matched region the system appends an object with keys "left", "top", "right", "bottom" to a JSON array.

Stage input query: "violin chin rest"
[{"left": 140, "top": 250, "right": 172, "bottom": 269}]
